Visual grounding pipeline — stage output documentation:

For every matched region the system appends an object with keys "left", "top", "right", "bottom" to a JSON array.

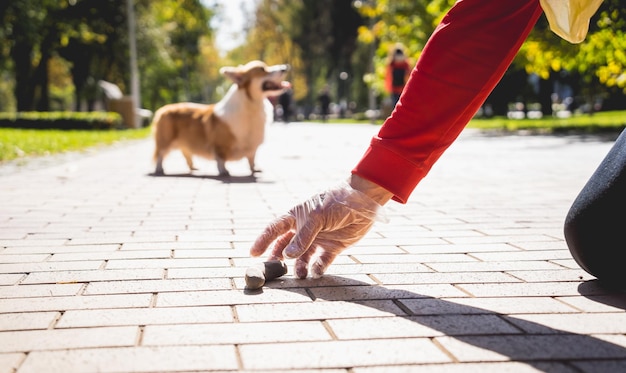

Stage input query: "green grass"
[
  {"left": 311, "top": 110, "right": 626, "bottom": 132},
  {"left": 0, "top": 127, "right": 151, "bottom": 162},
  {"left": 467, "top": 110, "right": 626, "bottom": 132}
]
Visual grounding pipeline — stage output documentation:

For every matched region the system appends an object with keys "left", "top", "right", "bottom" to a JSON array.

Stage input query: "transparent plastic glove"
[
  {"left": 540, "top": 0, "right": 603, "bottom": 43},
  {"left": 250, "top": 181, "right": 387, "bottom": 279}
]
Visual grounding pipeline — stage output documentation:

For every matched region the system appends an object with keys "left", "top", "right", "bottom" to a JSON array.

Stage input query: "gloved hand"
[{"left": 250, "top": 181, "right": 387, "bottom": 279}]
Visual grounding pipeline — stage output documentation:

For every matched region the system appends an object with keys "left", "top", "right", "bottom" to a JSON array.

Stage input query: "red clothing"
[
  {"left": 353, "top": 0, "right": 543, "bottom": 203},
  {"left": 385, "top": 60, "right": 411, "bottom": 94}
]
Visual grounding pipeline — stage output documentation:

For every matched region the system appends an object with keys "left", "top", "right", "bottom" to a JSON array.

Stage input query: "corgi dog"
[{"left": 152, "top": 61, "right": 290, "bottom": 176}]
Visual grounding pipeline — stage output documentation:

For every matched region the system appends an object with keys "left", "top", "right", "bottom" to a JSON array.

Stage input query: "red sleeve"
[{"left": 352, "top": 0, "right": 543, "bottom": 203}]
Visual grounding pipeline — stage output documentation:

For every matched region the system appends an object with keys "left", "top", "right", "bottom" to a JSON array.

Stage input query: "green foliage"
[
  {"left": 352, "top": 0, "right": 626, "bottom": 109},
  {"left": 519, "top": 0, "right": 626, "bottom": 93},
  {"left": 0, "top": 112, "right": 122, "bottom": 130},
  {"left": 137, "top": 0, "right": 215, "bottom": 109}
]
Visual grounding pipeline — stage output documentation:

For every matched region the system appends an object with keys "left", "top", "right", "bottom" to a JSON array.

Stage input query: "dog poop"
[{"left": 245, "top": 260, "right": 288, "bottom": 290}]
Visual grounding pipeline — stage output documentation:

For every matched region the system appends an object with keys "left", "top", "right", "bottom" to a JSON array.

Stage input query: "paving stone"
[
  {"left": 456, "top": 282, "right": 607, "bottom": 297},
  {"left": 0, "top": 254, "right": 50, "bottom": 263},
  {"left": 310, "top": 284, "right": 469, "bottom": 300},
  {"left": 571, "top": 359, "right": 626, "bottom": 372},
  {"left": 0, "top": 312, "right": 60, "bottom": 331},
  {"left": 400, "top": 242, "right": 521, "bottom": 254},
  {"left": 56, "top": 306, "right": 233, "bottom": 327},
  {"left": 0, "top": 326, "right": 137, "bottom": 353},
  {"left": 327, "top": 314, "right": 519, "bottom": 339},
  {"left": 104, "top": 258, "right": 229, "bottom": 269},
  {"left": 17, "top": 345, "right": 238, "bottom": 372},
  {"left": 49, "top": 249, "right": 172, "bottom": 261},
  {"left": 470, "top": 249, "right": 573, "bottom": 262},
  {"left": 166, "top": 266, "right": 242, "bottom": 279},
  {"left": 1, "top": 244, "right": 121, "bottom": 255},
  {"left": 22, "top": 268, "right": 164, "bottom": 284},
  {"left": 83, "top": 278, "right": 232, "bottom": 295},
  {"left": 0, "top": 274, "right": 24, "bottom": 285},
  {"left": 505, "top": 313, "right": 626, "bottom": 334},
  {"left": 436, "top": 334, "right": 626, "bottom": 362},
  {"left": 400, "top": 296, "right": 579, "bottom": 315},
  {"left": 0, "top": 294, "right": 152, "bottom": 313},
  {"left": 0, "top": 353, "right": 25, "bottom": 373},
  {"left": 0, "top": 284, "right": 82, "bottom": 298},
  {"left": 351, "top": 253, "right": 478, "bottom": 264},
  {"left": 426, "top": 260, "right": 563, "bottom": 273},
  {"left": 142, "top": 320, "right": 331, "bottom": 345},
  {"left": 557, "top": 294, "right": 626, "bottom": 312},
  {"left": 0, "top": 261, "right": 103, "bottom": 274},
  {"left": 352, "top": 362, "right": 576, "bottom": 373},
  {"left": 236, "top": 300, "right": 404, "bottom": 322},
  {"left": 156, "top": 288, "right": 312, "bottom": 307},
  {"left": 506, "top": 269, "right": 595, "bottom": 282},
  {"left": 371, "top": 271, "right": 521, "bottom": 285},
  {"left": 239, "top": 339, "right": 451, "bottom": 369}
]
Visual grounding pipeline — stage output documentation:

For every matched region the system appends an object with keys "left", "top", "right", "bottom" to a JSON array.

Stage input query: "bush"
[{"left": 0, "top": 111, "right": 123, "bottom": 130}]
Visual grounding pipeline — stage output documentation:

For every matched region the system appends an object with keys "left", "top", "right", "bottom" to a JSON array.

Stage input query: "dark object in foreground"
[
  {"left": 565, "top": 129, "right": 626, "bottom": 288},
  {"left": 245, "top": 260, "right": 288, "bottom": 290}
]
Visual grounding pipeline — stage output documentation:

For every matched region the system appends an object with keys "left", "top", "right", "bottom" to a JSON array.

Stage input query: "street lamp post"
[
  {"left": 127, "top": 0, "right": 140, "bottom": 128},
  {"left": 353, "top": 0, "right": 378, "bottom": 123}
]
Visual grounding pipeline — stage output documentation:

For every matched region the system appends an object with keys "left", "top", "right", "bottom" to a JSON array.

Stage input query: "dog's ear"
[{"left": 219, "top": 66, "right": 246, "bottom": 86}]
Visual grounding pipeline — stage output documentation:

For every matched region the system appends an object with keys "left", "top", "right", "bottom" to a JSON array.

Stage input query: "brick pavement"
[{"left": 1, "top": 122, "right": 625, "bottom": 372}]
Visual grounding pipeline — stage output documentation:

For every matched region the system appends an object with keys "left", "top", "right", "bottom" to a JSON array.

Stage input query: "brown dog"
[{"left": 152, "top": 61, "right": 290, "bottom": 176}]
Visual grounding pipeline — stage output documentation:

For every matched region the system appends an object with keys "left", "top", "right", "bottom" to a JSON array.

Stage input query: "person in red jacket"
[
  {"left": 249, "top": 0, "right": 610, "bottom": 282},
  {"left": 385, "top": 45, "right": 411, "bottom": 109}
]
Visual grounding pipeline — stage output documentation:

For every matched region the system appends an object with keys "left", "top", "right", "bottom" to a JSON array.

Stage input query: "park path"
[{"left": 1, "top": 122, "right": 625, "bottom": 372}]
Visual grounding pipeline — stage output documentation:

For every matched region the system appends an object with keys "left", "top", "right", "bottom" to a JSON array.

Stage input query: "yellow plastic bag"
[{"left": 540, "top": 0, "right": 603, "bottom": 43}]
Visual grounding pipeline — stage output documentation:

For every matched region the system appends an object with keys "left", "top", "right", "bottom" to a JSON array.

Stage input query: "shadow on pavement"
[
  {"left": 477, "top": 128, "right": 624, "bottom": 143},
  {"left": 146, "top": 172, "right": 272, "bottom": 184},
  {"left": 579, "top": 280, "right": 626, "bottom": 310},
  {"left": 261, "top": 275, "right": 626, "bottom": 368}
]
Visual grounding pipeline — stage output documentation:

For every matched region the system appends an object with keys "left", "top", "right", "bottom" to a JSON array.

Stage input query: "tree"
[
  {"left": 1, "top": 0, "right": 56, "bottom": 111},
  {"left": 0, "top": 0, "right": 216, "bottom": 112},
  {"left": 241, "top": 0, "right": 363, "bottom": 112},
  {"left": 137, "top": 0, "right": 215, "bottom": 109},
  {"left": 354, "top": 0, "right": 626, "bottom": 115},
  {"left": 519, "top": 0, "right": 626, "bottom": 111}
]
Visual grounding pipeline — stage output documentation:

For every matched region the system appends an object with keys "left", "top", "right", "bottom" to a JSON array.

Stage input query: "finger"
[
  {"left": 310, "top": 249, "right": 339, "bottom": 279},
  {"left": 268, "top": 231, "right": 295, "bottom": 261},
  {"left": 283, "top": 214, "right": 324, "bottom": 259},
  {"left": 249, "top": 215, "right": 295, "bottom": 257},
  {"left": 294, "top": 246, "right": 316, "bottom": 279}
]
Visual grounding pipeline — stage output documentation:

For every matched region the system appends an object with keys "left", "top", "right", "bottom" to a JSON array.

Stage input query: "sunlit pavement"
[{"left": 1, "top": 122, "right": 626, "bottom": 372}]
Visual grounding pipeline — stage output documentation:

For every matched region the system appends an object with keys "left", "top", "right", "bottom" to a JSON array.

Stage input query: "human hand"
[{"left": 249, "top": 180, "right": 387, "bottom": 279}]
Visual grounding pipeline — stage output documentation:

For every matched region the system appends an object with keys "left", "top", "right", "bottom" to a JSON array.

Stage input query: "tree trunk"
[{"left": 12, "top": 41, "right": 36, "bottom": 111}]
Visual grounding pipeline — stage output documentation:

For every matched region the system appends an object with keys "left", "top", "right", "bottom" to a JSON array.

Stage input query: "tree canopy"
[
  {"left": 0, "top": 0, "right": 215, "bottom": 112},
  {"left": 0, "top": 0, "right": 624, "bottom": 115}
]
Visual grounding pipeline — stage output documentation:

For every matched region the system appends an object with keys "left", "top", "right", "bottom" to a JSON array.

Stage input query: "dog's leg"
[
  {"left": 155, "top": 154, "right": 165, "bottom": 175},
  {"left": 182, "top": 150, "right": 196, "bottom": 172},
  {"left": 216, "top": 158, "right": 230, "bottom": 177},
  {"left": 247, "top": 156, "right": 261, "bottom": 175}
]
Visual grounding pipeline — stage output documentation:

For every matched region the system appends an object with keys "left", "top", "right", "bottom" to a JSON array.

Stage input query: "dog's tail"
[
  {"left": 150, "top": 107, "right": 164, "bottom": 133},
  {"left": 151, "top": 107, "right": 166, "bottom": 162}
]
